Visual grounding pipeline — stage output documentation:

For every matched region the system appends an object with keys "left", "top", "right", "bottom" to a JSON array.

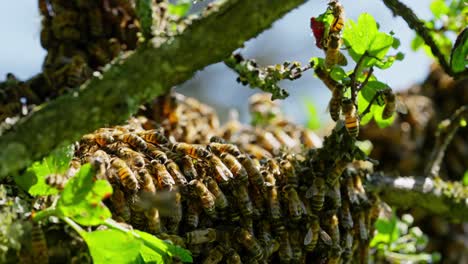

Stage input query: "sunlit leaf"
[
  {"left": 343, "top": 13, "right": 377, "bottom": 56},
  {"left": 135, "top": 230, "right": 193, "bottom": 263},
  {"left": 430, "top": 0, "right": 450, "bottom": 19},
  {"left": 360, "top": 81, "right": 388, "bottom": 103},
  {"left": 358, "top": 93, "right": 373, "bottom": 125},
  {"left": 411, "top": 35, "right": 424, "bottom": 51},
  {"left": 355, "top": 140, "right": 373, "bottom": 155},
  {"left": 15, "top": 145, "right": 74, "bottom": 196},
  {"left": 463, "top": 170, "right": 468, "bottom": 186},
  {"left": 168, "top": 1, "right": 192, "bottom": 17},
  {"left": 83, "top": 230, "right": 142, "bottom": 264},
  {"left": 57, "top": 164, "right": 113, "bottom": 226},
  {"left": 329, "top": 67, "right": 347, "bottom": 82},
  {"left": 450, "top": 27, "right": 468, "bottom": 73},
  {"left": 135, "top": 0, "right": 153, "bottom": 38}
]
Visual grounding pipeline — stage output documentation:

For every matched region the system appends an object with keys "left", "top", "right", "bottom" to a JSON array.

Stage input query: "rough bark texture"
[
  {"left": 0, "top": 0, "right": 307, "bottom": 178},
  {"left": 367, "top": 174, "right": 468, "bottom": 222}
]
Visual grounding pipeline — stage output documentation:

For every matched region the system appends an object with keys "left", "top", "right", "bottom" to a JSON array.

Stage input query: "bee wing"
[
  {"left": 305, "top": 186, "right": 314, "bottom": 199},
  {"left": 319, "top": 229, "right": 332, "bottom": 246},
  {"left": 337, "top": 51, "right": 348, "bottom": 66},
  {"left": 304, "top": 227, "right": 313, "bottom": 245},
  {"left": 395, "top": 97, "right": 408, "bottom": 114}
]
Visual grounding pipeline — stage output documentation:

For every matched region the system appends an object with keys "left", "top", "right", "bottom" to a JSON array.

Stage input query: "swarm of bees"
[
  {"left": 38, "top": 0, "right": 142, "bottom": 95},
  {"left": 49, "top": 91, "right": 380, "bottom": 263}
]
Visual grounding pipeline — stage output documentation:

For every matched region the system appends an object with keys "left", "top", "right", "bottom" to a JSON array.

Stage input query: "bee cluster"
[
  {"left": 66, "top": 92, "right": 378, "bottom": 263},
  {"left": 38, "top": 0, "right": 141, "bottom": 96}
]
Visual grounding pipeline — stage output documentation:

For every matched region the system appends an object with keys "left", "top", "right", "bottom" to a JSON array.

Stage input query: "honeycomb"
[{"left": 66, "top": 92, "right": 378, "bottom": 263}]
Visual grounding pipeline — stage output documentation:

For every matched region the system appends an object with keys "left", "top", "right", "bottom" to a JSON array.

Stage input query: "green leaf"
[
  {"left": 135, "top": 230, "right": 193, "bottom": 263},
  {"left": 450, "top": 27, "right": 468, "bottom": 73},
  {"left": 329, "top": 67, "right": 347, "bottom": 82},
  {"left": 168, "top": 1, "right": 192, "bottom": 17},
  {"left": 360, "top": 81, "right": 388, "bottom": 103},
  {"left": 343, "top": 13, "right": 378, "bottom": 56},
  {"left": 430, "top": 0, "right": 450, "bottom": 19},
  {"left": 411, "top": 35, "right": 424, "bottom": 51},
  {"left": 368, "top": 31, "right": 394, "bottom": 60},
  {"left": 15, "top": 145, "right": 74, "bottom": 196},
  {"left": 358, "top": 93, "right": 373, "bottom": 125},
  {"left": 463, "top": 170, "right": 468, "bottom": 186},
  {"left": 83, "top": 230, "right": 142, "bottom": 264},
  {"left": 392, "top": 37, "right": 401, "bottom": 49},
  {"left": 57, "top": 164, "right": 113, "bottom": 226},
  {"left": 355, "top": 140, "right": 373, "bottom": 155},
  {"left": 310, "top": 57, "right": 325, "bottom": 68},
  {"left": 304, "top": 100, "right": 321, "bottom": 130}
]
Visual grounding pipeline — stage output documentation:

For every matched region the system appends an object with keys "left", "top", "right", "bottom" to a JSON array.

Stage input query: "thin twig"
[
  {"left": 349, "top": 52, "right": 368, "bottom": 104},
  {"left": 358, "top": 67, "right": 373, "bottom": 92},
  {"left": 424, "top": 105, "right": 468, "bottom": 177},
  {"left": 382, "top": 0, "right": 455, "bottom": 77},
  {"left": 359, "top": 89, "right": 381, "bottom": 118}
]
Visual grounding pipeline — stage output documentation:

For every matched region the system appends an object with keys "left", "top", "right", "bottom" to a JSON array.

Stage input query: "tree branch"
[
  {"left": 0, "top": 0, "right": 307, "bottom": 178},
  {"left": 366, "top": 173, "right": 468, "bottom": 222},
  {"left": 381, "top": 0, "right": 455, "bottom": 77}
]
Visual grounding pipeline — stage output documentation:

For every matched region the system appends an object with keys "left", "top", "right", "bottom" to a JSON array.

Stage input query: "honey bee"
[
  {"left": 342, "top": 99, "right": 359, "bottom": 138},
  {"left": 329, "top": 0, "right": 345, "bottom": 34},
  {"left": 208, "top": 142, "right": 241, "bottom": 156},
  {"left": 327, "top": 180, "right": 342, "bottom": 209},
  {"left": 179, "top": 155, "right": 198, "bottom": 181},
  {"left": 82, "top": 132, "right": 115, "bottom": 146},
  {"left": 144, "top": 208, "right": 161, "bottom": 234},
  {"left": 130, "top": 195, "right": 146, "bottom": 229},
  {"left": 325, "top": 32, "right": 348, "bottom": 67},
  {"left": 340, "top": 200, "right": 354, "bottom": 229},
  {"left": 150, "top": 160, "right": 175, "bottom": 191},
  {"left": 345, "top": 173, "right": 359, "bottom": 206},
  {"left": 225, "top": 249, "right": 242, "bottom": 264},
  {"left": 341, "top": 229, "right": 354, "bottom": 264},
  {"left": 203, "top": 245, "right": 225, "bottom": 264},
  {"left": 219, "top": 153, "right": 248, "bottom": 184},
  {"left": 185, "top": 202, "right": 201, "bottom": 230},
  {"left": 327, "top": 160, "right": 347, "bottom": 186},
  {"left": 380, "top": 89, "right": 408, "bottom": 119},
  {"left": 315, "top": 65, "right": 341, "bottom": 92},
  {"left": 171, "top": 142, "right": 210, "bottom": 159},
  {"left": 327, "top": 245, "right": 343, "bottom": 264},
  {"left": 304, "top": 215, "right": 320, "bottom": 252},
  {"left": 146, "top": 144, "right": 168, "bottom": 163},
  {"left": 204, "top": 177, "right": 229, "bottom": 213},
  {"left": 118, "top": 133, "right": 148, "bottom": 150},
  {"left": 31, "top": 222, "right": 48, "bottom": 264},
  {"left": 329, "top": 85, "right": 344, "bottom": 121},
  {"left": 185, "top": 228, "right": 217, "bottom": 244},
  {"left": 320, "top": 229, "right": 333, "bottom": 246},
  {"left": 264, "top": 175, "right": 284, "bottom": 234},
  {"left": 306, "top": 176, "right": 325, "bottom": 212},
  {"left": 138, "top": 169, "right": 156, "bottom": 193},
  {"left": 139, "top": 130, "right": 168, "bottom": 145},
  {"left": 159, "top": 233, "right": 186, "bottom": 248},
  {"left": 283, "top": 185, "right": 305, "bottom": 221},
  {"left": 241, "top": 143, "right": 273, "bottom": 159},
  {"left": 166, "top": 192, "right": 183, "bottom": 234},
  {"left": 235, "top": 228, "right": 264, "bottom": 261},
  {"left": 278, "top": 231, "right": 293, "bottom": 263},
  {"left": 117, "top": 146, "right": 146, "bottom": 168},
  {"left": 110, "top": 187, "right": 131, "bottom": 222},
  {"left": 232, "top": 184, "right": 254, "bottom": 217},
  {"left": 249, "top": 184, "right": 265, "bottom": 217},
  {"left": 65, "top": 157, "right": 81, "bottom": 179},
  {"left": 209, "top": 154, "right": 234, "bottom": 184},
  {"left": 289, "top": 229, "right": 303, "bottom": 262},
  {"left": 257, "top": 221, "right": 280, "bottom": 258},
  {"left": 280, "top": 159, "right": 298, "bottom": 188},
  {"left": 265, "top": 158, "right": 281, "bottom": 178},
  {"left": 45, "top": 173, "right": 68, "bottom": 190},
  {"left": 268, "top": 126, "right": 298, "bottom": 149},
  {"left": 65, "top": 55, "right": 90, "bottom": 88},
  {"left": 328, "top": 214, "right": 341, "bottom": 246},
  {"left": 356, "top": 211, "right": 368, "bottom": 241},
  {"left": 254, "top": 129, "right": 282, "bottom": 153},
  {"left": 165, "top": 159, "right": 188, "bottom": 186},
  {"left": 237, "top": 154, "right": 265, "bottom": 189},
  {"left": 111, "top": 157, "right": 139, "bottom": 191},
  {"left": 188, "top": 179, "right": 216, "bottom": 218}
]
